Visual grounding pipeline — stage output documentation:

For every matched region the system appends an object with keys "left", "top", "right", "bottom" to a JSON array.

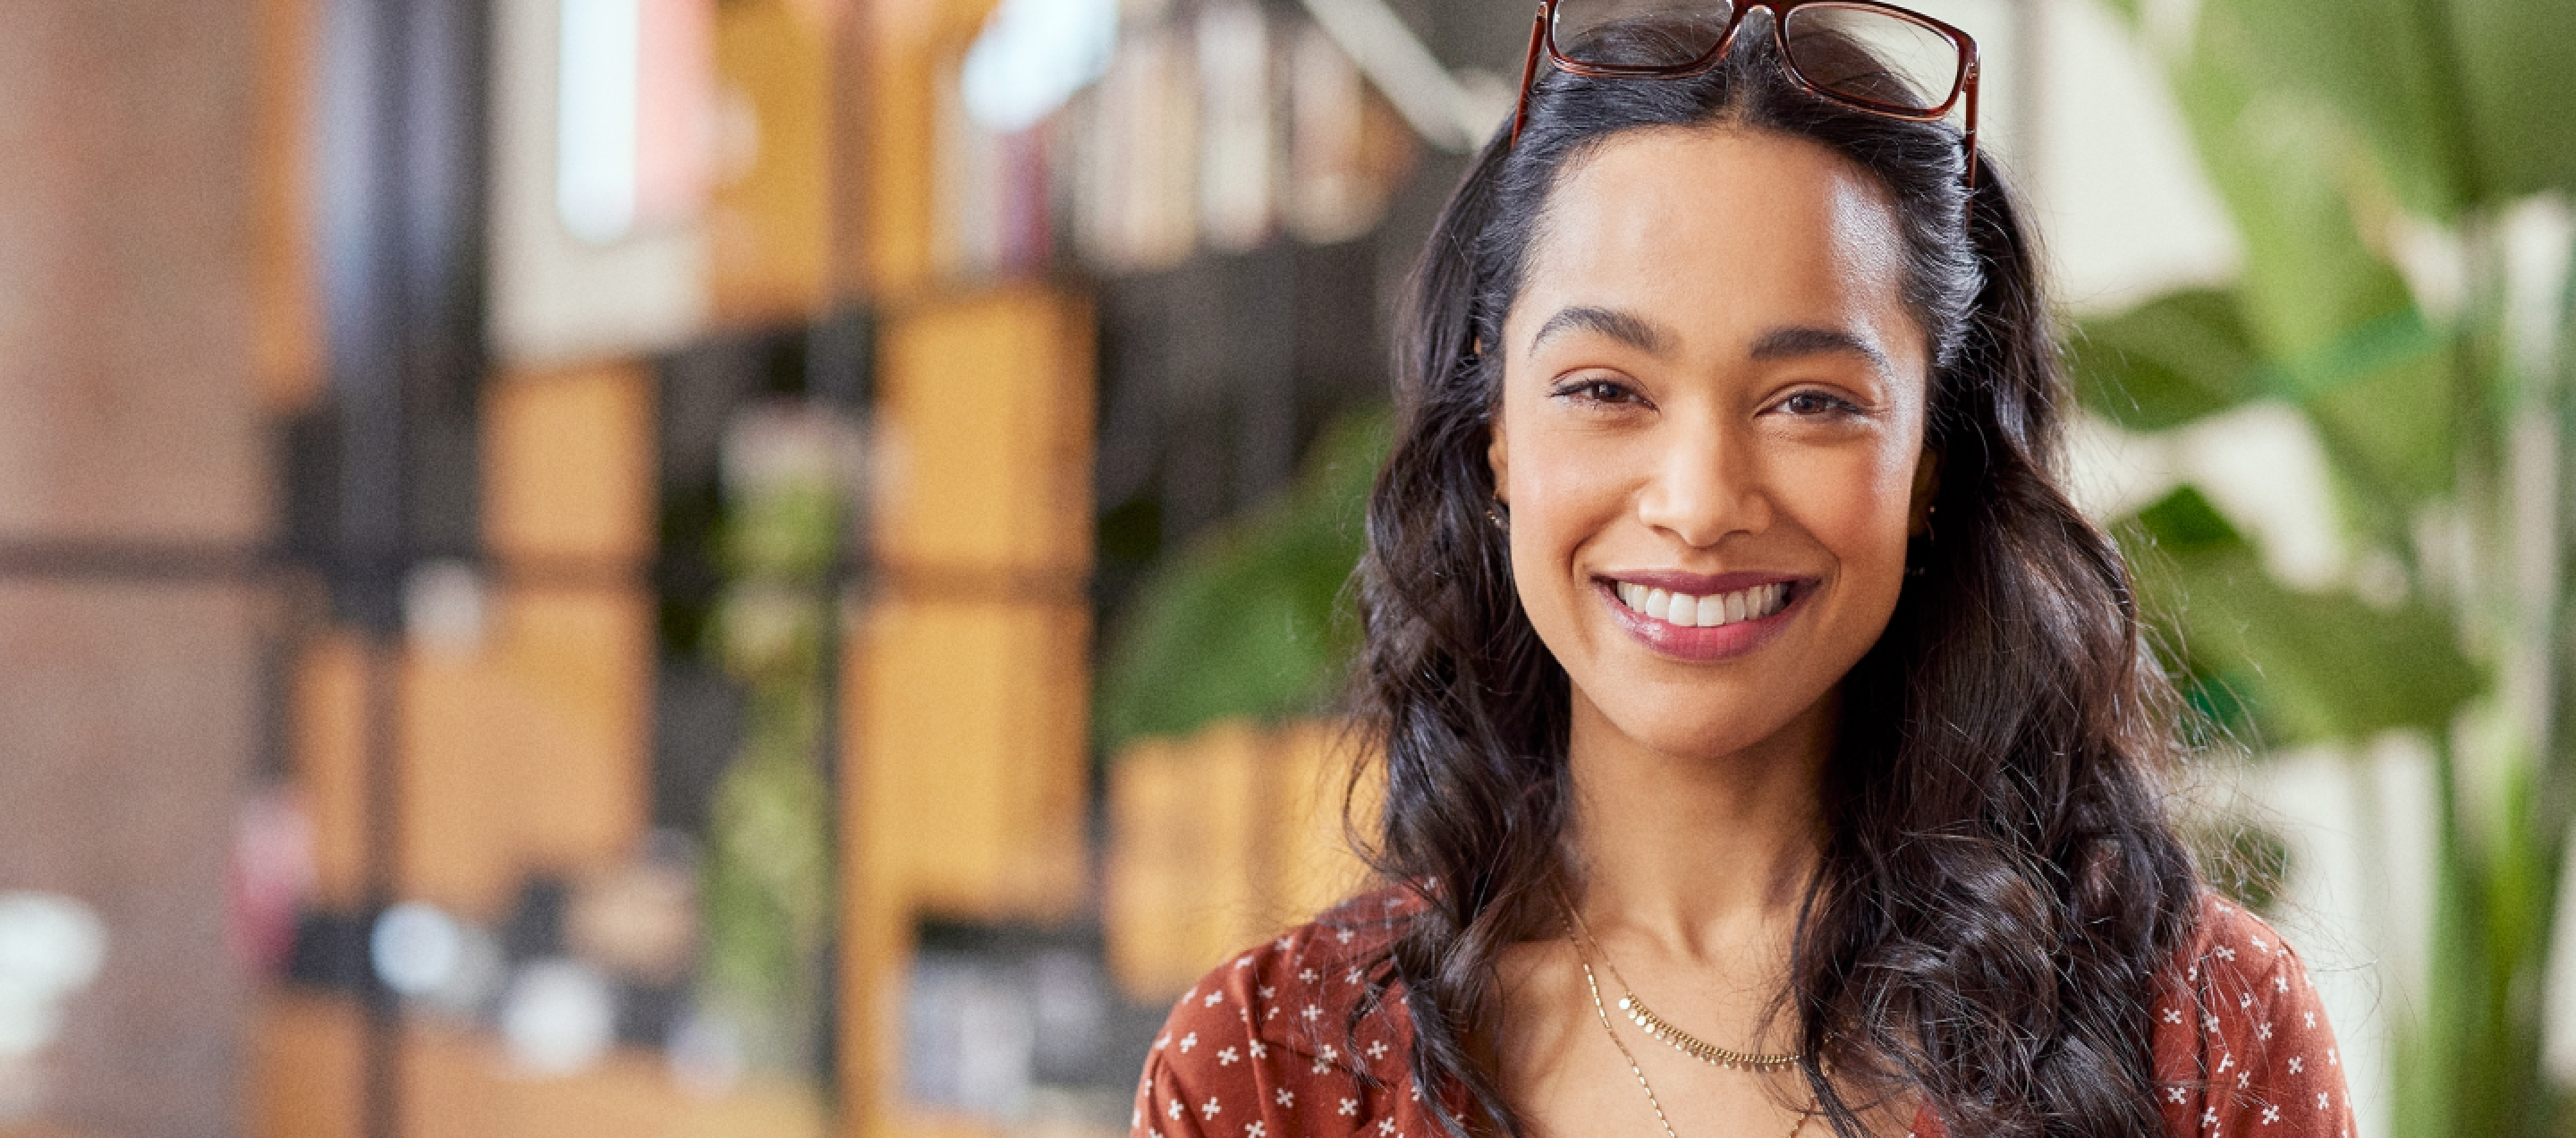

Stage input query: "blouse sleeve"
[
  {"left": 1131, "top": 959, "right": 1301, "bottom": 1138},
  {"left": 2150, "top": 899, "right": 2356, "bottom": 1138},
  {"left": 1131, "top": 993, "right": 1250, "bottom": 1138}
]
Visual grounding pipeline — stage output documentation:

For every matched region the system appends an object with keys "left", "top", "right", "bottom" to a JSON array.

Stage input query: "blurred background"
[{"left": 0, "top": 0, "right": 2571, "bottom": 1136}]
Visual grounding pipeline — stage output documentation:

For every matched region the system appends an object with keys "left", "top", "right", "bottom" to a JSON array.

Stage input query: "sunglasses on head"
[{"left": 1509, "top": 0, "right": 1979, "bottom": 187}]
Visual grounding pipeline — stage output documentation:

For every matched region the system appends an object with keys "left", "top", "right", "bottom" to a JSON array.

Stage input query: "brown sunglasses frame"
[{"left": 1508, "top": 0, "right": 1980, "bottom": 187}]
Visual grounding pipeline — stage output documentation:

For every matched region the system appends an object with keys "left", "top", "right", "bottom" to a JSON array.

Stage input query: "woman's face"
[{"left": 1489, "top": 125, "right": 1936, "bottom": 763}]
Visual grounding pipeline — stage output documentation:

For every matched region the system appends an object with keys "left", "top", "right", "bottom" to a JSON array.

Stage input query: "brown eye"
[
  {"left": 1779, "top": 390, "right": 1860, "bottom": 417},
  {"left": 1551, "top": 376, "right": 1647, "bottom": 407}
]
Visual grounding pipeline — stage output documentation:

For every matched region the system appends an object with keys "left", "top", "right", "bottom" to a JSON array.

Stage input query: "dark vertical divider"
[{"left": 303, "top": 0, "right": 493, "bottom": 1134}]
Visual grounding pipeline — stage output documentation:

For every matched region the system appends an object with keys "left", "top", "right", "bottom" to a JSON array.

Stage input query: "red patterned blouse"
[{"left": 1131, "top": 890, "right": 2353, "bottom": 1138}]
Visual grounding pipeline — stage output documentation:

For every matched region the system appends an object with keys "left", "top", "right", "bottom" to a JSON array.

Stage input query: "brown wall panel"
[
  {"left": 484, "top": 362, "right": 657, "bottom": 567},
  {"left": 872, "top": 287, "right": 1096, "bottom": 575}
]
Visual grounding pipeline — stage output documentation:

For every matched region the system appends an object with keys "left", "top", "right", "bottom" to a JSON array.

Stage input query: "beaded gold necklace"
[
  {"left": 1561, "top": 918, "right": 1818, "bottom": 1138},
  {"left": 1561, "top": 899, "right": 1804, "bottom": 1070}
]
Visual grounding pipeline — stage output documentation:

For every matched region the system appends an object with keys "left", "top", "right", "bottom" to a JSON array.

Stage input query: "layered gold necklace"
[{"left": 1561, "top": 903, "right": 1817, "bottom": 1138}]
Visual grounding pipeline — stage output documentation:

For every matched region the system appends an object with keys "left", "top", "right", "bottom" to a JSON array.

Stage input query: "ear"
[
  {"left": 1907, "top": 446, "right": 1940, "bottom": 537},
  {"left": 1486, "top": 410, "right": 1511, "bottom": 505}
]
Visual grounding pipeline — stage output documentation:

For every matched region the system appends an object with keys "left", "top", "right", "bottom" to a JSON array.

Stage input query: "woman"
[{"left": 1133, "top": 4, "right": 2352, "bottom": 1135}]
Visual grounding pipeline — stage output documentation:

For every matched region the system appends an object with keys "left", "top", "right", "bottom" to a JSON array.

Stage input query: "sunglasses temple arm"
[
  {"left": 1961, "top": 55, "right": 1980, "bottom": 191},
  {"left": 1511, "top": 3, "right": 1550, "bottom": 148}
]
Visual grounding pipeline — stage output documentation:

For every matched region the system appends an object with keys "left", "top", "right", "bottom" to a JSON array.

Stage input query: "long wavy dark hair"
[{"left": 1346, "top": 13, "right": 2202, "bottom": 1138}]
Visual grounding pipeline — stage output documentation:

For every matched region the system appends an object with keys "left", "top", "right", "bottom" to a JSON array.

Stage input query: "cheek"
[{"left": 1790, "top": 445, "right": 1919, "bottom": 579}]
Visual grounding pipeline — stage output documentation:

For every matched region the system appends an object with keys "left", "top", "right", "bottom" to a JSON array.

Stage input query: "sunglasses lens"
[
  {"left": 1781, "top": 4, "right": 1963, "bottom": 114},
  {"left": 1550, "top": 0, "right": 1736, "bottom": 68}
]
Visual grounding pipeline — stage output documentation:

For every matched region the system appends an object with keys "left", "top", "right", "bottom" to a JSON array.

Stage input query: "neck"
[{"left": 1560, "top": 688, "right": 1834, "bottom": 965}]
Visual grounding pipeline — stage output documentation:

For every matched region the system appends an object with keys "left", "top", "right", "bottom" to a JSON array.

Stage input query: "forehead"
[{"left": 1510, "top": 126, "right": 1919, "bottom": 360}]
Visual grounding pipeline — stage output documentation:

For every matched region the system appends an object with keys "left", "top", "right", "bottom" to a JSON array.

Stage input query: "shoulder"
[
  {"left": 1155, "top": 887, "right": 1423, "bottom": 1063},
  {"left": 1131, "top": 887, "right": 1427, "bottom": 1130},
  {"left": 2145, "top": 892, "right": 2355, "bottom": 1135}
]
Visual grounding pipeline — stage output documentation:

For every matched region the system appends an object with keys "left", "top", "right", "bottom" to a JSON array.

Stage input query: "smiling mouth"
[{"left": 1607, "top": 580, "right": 1793, "bottom": 629}]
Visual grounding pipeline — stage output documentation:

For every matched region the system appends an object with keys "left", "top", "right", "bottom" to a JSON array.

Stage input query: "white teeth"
[{"left": 1614, "top": 581, "right": 1793, "bottom": 627}]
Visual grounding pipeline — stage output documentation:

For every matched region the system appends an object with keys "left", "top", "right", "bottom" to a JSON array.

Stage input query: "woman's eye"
[
  {"left": 1777, "top": 389, "right": 1860, "bottom": 417},
  {"left": 1555, "top": 378, "right": 1643, "bottom": 406}
]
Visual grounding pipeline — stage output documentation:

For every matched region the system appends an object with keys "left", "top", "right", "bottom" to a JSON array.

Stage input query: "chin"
[{"left": 1585, "top": 682, "right": 1827, "bottom": 764}]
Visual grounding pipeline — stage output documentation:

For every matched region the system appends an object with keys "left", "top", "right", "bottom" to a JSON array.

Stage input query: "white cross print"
[
  {"left": 1180, "top": 1032, "right": 1199, "bottom": 1053},
  {"left": 1367, "top": 1040, "right": 1390, "bottom": 1061},
  {"left": 1156, "top": 1033, "right": 1171, "bottom": 1051},
  {"left": 1337, "top": 928, "right": 1355, "bottom": 944},
  {"left": 2236, "top": 1071, "right": 2250, "bottom": 1090},
  {"left": 2288, "top": 1057, "right": 2303, "bottom": 1074},
  {"left": 1237, "top": 955, "right": 1254, "bottom": 970},
  {"left": 1379, "top": 1119, "right": 1397, "bottom": 1135},
  {"left": 1206, "top": 990, "right": 1224, "bottom": 1007},
  {"left": 1250, "top": 1040, "right": 1268, "bottom": 1058},
  {"left": 1201, "top": 1097, "right": 1222, "bottom": 1119},
  {"left": 1276, "top": 1089, "right": 1295, "bottom": 1108},
  {"left": 2303, "top": 1012, "right": 2315, "bottom": 1028},
  {"left": 1301, "top": 968, "right": 1321, "bottom": 984},
  {"left": 1168, "top": 1100, "right": 1184, "bottom": 1120},
  {"left": 2168, "top": 1086, "right": 2188, "bottom": 1104},
  {"left": 1259, "top": 985, "right": 1276, "bottom": 999},
  {"left": 1247, "top": 1124, "right": 1267, "bottom": 1138},
  {"left": 1276, "top": 937, "right": 1295, "bottom": 951},
  {"left": 2250, "top": 935, "right": 2267, "bottom": 952},
  {"left": 2205, "top": 1014, "right": 2222, "bottom": 1032},
  {"left": 2164, "top": 1008, "right": 2183, "bottom": 1024},
  {"left": 1304, "top": 1004, "right": 1325, "bottom": 1022},
  {"left": 2202, "top": 1107, "right": 2219, "bottom": 1128},
  {"left": 2261, "top": 1106, "right": 2280, "bottom": 1124},
  {"left": 1347, "top": 967, "right": 1364, "bottom": 983},
  {"left": 2257, "top": 1022, "right": 2274, "bottom": 1041},
  {"left": 2216, "top": 946, "right": 2238, "bottom": 962},
  {"left": 2274, "top": 975, "right": 2289, "bottom": 994},
  {"left": 1340, "top": 1098, "right": 1360, "bottom": 1117},
  {"left": 1217, "top": 1047, "right": 1240, "bottom": 1066},
  {"left": 2317, "top": 1093, "right": 2330, "bottom": 1110}
]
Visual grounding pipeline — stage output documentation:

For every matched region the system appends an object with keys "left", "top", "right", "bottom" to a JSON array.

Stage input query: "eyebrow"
[
  {"left": 1529, "top": 305, "right": 1674, "bottom": 356},
  {"left": 1528, "top": 306, "right": 1895, "bottom": 378},
  {"left": 1749, "top": 326, "right": 1894, "bottom": 377}
]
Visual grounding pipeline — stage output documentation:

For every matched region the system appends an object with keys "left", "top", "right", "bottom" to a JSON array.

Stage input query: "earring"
[
  {"left": 1486, "top": 503, "right": 1509, "bottom": 531},
  {"left": 1906, "top": 505, "right": 1934, "bottom": 578}
]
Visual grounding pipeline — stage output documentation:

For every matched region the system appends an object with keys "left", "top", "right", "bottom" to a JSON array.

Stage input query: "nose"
[{"left": 1633, "top": 417, "right": 1768, "bottom": 548}]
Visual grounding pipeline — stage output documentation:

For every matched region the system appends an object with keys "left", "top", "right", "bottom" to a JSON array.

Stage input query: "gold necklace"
[
  {"left": 1562, "top": 901, "right": 1803, "bottom": 1071},
  {"left": 1572, "top": 934, "right": 1817, "bottom": 1138}
]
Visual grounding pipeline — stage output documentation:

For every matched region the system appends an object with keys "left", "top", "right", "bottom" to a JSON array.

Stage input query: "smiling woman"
[{"left": 1131, "top": 6, "right": 2353, "bottom": 1138}]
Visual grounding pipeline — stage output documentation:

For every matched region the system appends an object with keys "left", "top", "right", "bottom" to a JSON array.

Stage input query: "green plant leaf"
[
  {"left": 2219, "top": 0, "right": 2475, "bottom": 217},
  {"left": 1095, "top": 411, "right": 1390, "bottom": 751},
  {"left": 2118, "top": 487, "right": 2484, "bottom": 748},
  {"left": 2068, "top": 289, "right": 2266, "bottom": 432},
  {"left": 2174, "top": 6, "right": 2421, "bottom": 359},
  {"left": 2452, "top": 0, "right": 2576, "bottom": 201}
]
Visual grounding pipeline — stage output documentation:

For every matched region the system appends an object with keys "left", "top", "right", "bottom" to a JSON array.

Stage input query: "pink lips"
[{"left": 1596, "top": 572, "right": 1809, "bottom": 661}]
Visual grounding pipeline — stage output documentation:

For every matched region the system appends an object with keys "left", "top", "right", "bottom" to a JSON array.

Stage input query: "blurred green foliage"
[
  {"left": 1096, "top": 412, "right": 1388, "bottom": 752},
  {"left": 701, "top": 425, "right": 843, "bottom": 1076},
  {"left": 2081, "top": 0, "right": 2576, "bottom": 1131}
]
